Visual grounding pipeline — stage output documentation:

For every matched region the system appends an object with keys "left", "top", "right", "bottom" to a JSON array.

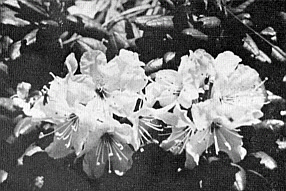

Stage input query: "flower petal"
[
  {"left": 214, "top": 51, "right": 242, "bottom": 77},
  {"left": 80, "top": 50, "right": 107, "bottom": 85},
  {"left": 65, "top": 53, "right": 78, "bottom": 75},
  {"left": 185, "top": 128, "right": 214, "bottom": 169},
  {"left": 216, "top": 126, "right": 247, "bottom": 163}
]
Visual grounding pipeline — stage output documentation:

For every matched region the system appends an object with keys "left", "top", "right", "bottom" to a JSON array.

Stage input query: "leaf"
[
  {"left": 253, "top": 50, "right": 271, "bottom": 64},
  {"left": 77, "top": 37, "right": 107, "bottom": 53},
  {"left": 13, "top": 117, "right": 39, "bottom": 137},
  {"left": 182, "top": 28, "right": 208, "bottom": 41},
  {"left": 276, "top": 138, "right": 286, "bottom": 150},
  {"left": 0, "top": 97, "right": 16, "bottom": 113},
  {"left": 133, "top": 15, "right": 162, "bottom": 26},
  {"left": 18, "top": 0, "right": 49, "bottom": 20},
  {"left": 0, "top": 61, "right": 8, "bottom": 75},
  {"left": 0, "top": 5, "right": 30, "bottom": 26},
  {"left": 271, "top": 46, "right": 286, "bottom": 63},
  {"left": 250, "top": 151, "right": 277, "bottom": 170},
  {"left": 243, "top": 33, "right": 259, "bottom": 56},
  {"left": 23, "top": 28, "right": 38, "bottom": 46},
  {"left": 237, "top": 13, "right": 251, "bottom": 20},
  {"left": 71, "top": 14, "right": 109, "bottom": 39},
  {"left": 136, "top": 15, "right": 174, "bottom": 31},
  {"left": 197, "top": 16, "right": 221, "bottom": 29},
  {"left": 254, "top": 119, "right": 285, "bottom": 134},
  {"left": 3, "top": 0, "right": 20, "bottom": 8},
  {"left": 67, "top": 0, "right": 110, "bottom": 19},
  {"left": 240, "top": 19, "right": 253, "bottom": 27},
  {"left": 9, "top": 40, "right": 21, "bottom": 60},
  {"left": 236, "top": 0, "right": 256, "bottom": 12},
  {"left": 113, "top": 31, "right": 129, "bottom": 49},
  {"left": 0, "top": 36, "right": 13, "bottom": 58},
  {"left": 231, "top": 163, "right": 246, "bottom": 191},
  {"left": 0, "top": 169, "right": 8, "bottom": 184},
  {"left": 17, "top": 143, "right": 43, "bottom": 165},
  {"left": 144, "top": 58, "right": 163, "bottom": 75},
  {"left": 260, "top": 27, "right": 276, "bottom": 37}
]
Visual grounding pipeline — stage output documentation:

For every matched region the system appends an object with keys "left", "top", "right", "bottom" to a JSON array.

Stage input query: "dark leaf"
[
  {"left": 276, "top": 138, "right": 286, "bottom": 150},
  {"left": 9, "top": 40, "right": 21, "bottom": 60},
  {"left": 243, "top": 33, "right": 259, "bottom": 56},
  {"left": 163, "top": 51, "right": 176, "bottom": 68},
  {"left": 271, "top": 46, "right": 286, "bottom": 63},
  {"left": 236, "top": 13, "right": 251, "bottom": 20},
  {"left": 197, "top": 16, "right": 221, "bottom": 29},
  {"left": 231, "top": 163, "right": 246, "bottom": 191},
  {"left": 0, "top": 97, "right": 16, "bottom": 113},
  {"left": 14, "top": 117, "right": 40, "bottom": 138},
  {"left": 77, "top": 37, "right": 107, "bottom": 53},
  {"left": 0, "top": 169, "right": 8, "bottom": 184},
  {"left": 0, "top": 5, "right": 30, "bottom": 26},
  {"left": 72, "top": 14, "right": 109, "bottom": 39},
  {"left": 240, "top": 19, "right": 253, "bottom": 27},
  {"left": 254, "top": 119, "right": 285, "bottom": 135},
  {"left": 18, "top": 0, "right": 49, "bottom": 20},
  {"left": 22, "top": 28, "right": 38, "bottom": 46},
  {"left": 236, "top": 0, "right": 256, "bottom": 12},
  {"left": 144, "top": 58, "right": 163, "bottom": 75},
  {"left": 106, "top": 32, "right": 119, "bottom": 59},
  {"left": 113, "top": 31, "right": 129, "bottom": 49},
  {"left": 133, "top": 15, "right": 162, "bottom": 27},
  {"left": 253, "top": 50, "right": 271, "bottom": 63},
  {"left": 182, "top": 28, "right": 208, "bottom": 41},
  {"left": 0, "top": 36, "right": 13, "bottom": 58},
  {"left": 261, "top": 27, "right": 276, "bottom": 37},
  {"left": 250, "top": 151, "right": 277, "bottom": 170},
  {"left": 140, "top": 15, "right": 174, "bottom": 31}
]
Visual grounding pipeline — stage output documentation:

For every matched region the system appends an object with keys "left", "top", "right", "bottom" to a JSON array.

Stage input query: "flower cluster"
[{"left": 23, "top": 49, "right": 267, "bottom": 178}]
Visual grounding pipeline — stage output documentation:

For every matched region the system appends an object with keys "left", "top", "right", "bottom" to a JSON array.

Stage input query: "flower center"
[
  {"left": 95, "top": 133, "right": 128, "bottom": 174},
  {"left": 95, "top": 87, "right": 107, "bottom": 99}
]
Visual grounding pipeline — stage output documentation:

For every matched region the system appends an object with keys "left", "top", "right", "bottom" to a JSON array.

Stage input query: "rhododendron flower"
[
  {"left": 82, "top": 115, "right": 135, "bottom": 178},
  {"left": 42, "top": 97, "right": 110, "bottom": 159},
  {"left": 145, "top": 49, "right": 216, "bottom": 108},
  {"left": 25, "top": 53, "right": 96, "bottom": 120},
  {"left": 128, "top": 103, "right": 178, "bottom": 150},
  {"left": 185, "top": 100, "right": 249, "bottom": 169},
  {"left": 145, "top": 68, "right": 197, "bottom": 109},
  {"left": 160, "top": 105, "right": 195, "bottom": 154},
  {"left": 79, "top": 49, "right": 147, "bottom": 117},
  {"left": 161, "top": 50, "right": 267, "bottom": 169}
]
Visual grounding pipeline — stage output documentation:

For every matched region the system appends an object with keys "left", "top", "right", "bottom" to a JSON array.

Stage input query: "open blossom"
[
  {"left": 161, "top": 50, "right": 267, "bottom": 169},
  {"left": 82, "top": 115, "right": 135, "bottom": 178},
  {"left": 145, "top": 49, "right": 215, "bottom": 109},
  {"left": 79, "top": 49, "right": 147, "bottom": 117},
  {"left": 21, "top": 50, "right": 149, "bottom": 178},
  {"left": 23, "top": 53, "right": 99, "bottom": 158},
  {"left": 128, "top": 102, "right": 178, "bottom": 150}
]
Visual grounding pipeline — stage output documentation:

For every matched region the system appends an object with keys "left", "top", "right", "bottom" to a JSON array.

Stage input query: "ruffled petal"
[
  {"left": 178, "top": 84, "right": 198, "bottom": 108},
  {"left": 107, "top": 90, "right": 140, "bottom": 117},
  {"left": 80, "top": 50, "right": 107, "bottom": 85},
  {"left": 191, "top": 101, "right": 213, "bottom": 131},
  {"left": 185, "top": 128, "right": 214, "bottom": 169},
  {"left": 145, "top": 82, "right": 166, "bottom": 107},
  {"left": 214, "top": 51, "right": 242, "bottom": 77},
  {"left": 216, "top": 125, "right": 247, "bottom": 163}
]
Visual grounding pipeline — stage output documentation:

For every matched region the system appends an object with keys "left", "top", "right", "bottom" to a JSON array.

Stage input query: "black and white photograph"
[{"left": 1, "top": 0, "right": 286, "bottom": 190}]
